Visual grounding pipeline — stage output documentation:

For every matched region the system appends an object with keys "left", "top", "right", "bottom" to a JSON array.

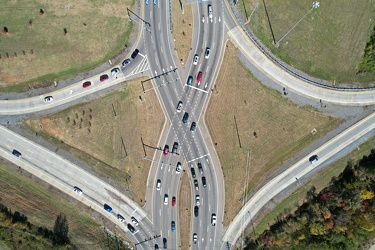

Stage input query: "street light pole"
[{"left": 276, "top": 1, "right": 320, "bottom": 46}]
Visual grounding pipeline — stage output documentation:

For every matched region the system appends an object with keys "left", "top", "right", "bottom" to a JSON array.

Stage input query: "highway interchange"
[{"left": 1, "top": 0, "right": 375, "bottom": 249}]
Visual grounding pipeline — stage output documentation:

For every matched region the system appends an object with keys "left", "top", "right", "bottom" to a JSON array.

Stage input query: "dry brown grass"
[
  {"left": 205, "top": 42, "right": 342, "bottom": 226},
  {"left": 172, "top": 0, "right": 193, "bottom": 66},
  {"left": 25, "top": 78, "right": 164, "bottom": 206},
  {"left": 0, "top": 159, "right": 131, "bottom": 248},
  {"left": 0, "top": 0, "right": 133, "bottom": 88},
  {"left": 179, "top": 171, "right": 191, "bottom": 249}
]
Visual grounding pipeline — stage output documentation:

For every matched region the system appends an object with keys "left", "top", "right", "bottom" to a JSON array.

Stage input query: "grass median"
[
  {"left": 24, "top": 78, "right": 164, "bottom": 207},
  {"left": 205, "top": 42, "right": 341, "bottom": 226}
]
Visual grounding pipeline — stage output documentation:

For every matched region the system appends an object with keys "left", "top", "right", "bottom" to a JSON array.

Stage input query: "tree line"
[{"left": 245, "top": 149, "right": 375, "bottom": 250}]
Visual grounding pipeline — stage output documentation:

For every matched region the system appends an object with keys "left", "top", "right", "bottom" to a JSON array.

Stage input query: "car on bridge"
[
  {"left": 164, "top": 194, "right": 169, "bottom": 205},
  {"left": 163, "top": 238, "right": 167, "bottom": 249},
  {"left": 171, "top": 221, "right": 176, "bottom": 232},
  {"left": 194, "top": 180, "right": 199, "bottom": 190},
  {"left": 172, "top": 196, "right": 176, "bottom": 207},
  {"left": 156, "top": 179, "right": 161, "bottom": 190},
  {"left": 196, "top": 195, "right": 200, "bottom": 205}
]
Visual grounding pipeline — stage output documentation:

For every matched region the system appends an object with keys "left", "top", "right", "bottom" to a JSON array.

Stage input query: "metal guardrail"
[{"left": 228, "top": 1, "right": 375, "bottom": 92}]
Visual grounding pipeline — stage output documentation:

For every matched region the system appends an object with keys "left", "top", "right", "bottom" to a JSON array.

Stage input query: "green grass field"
[
  {"left": 0, "top": 0, "right": 134, "bottom": 91},
  {"left": 242, "top": 0, "right": 375, "bottom": 84},
  {"left": 0, "top": 159, "right": 131, "bottom": 249},
  {"left": 250, "top": 134, "right": 375, "bottom": 237}
]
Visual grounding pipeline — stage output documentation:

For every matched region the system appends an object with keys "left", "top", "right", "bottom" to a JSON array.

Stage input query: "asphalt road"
[
  {"left": 0, "top": 125, "right": 156, "bottom": 249},
  {"left": 141, "top": 0, "right": 226, "bottom": 248},
  {"left": 0, "top": 0, "right": 374, "bottom": 249}
]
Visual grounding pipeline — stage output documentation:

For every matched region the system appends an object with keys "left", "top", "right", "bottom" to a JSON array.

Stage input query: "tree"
[{"left": 53, "top": 213, "right": 70, "bottom": 245}]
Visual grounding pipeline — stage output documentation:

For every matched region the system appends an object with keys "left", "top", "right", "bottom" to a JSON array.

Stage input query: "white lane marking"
[
  {"left": 85, "top": 181, "right": 91, "bottom": 186},
  {"left": 159, "top": 209, "right": 161, "bottom": 216},
  {"left": 7, "top": 139, "right": 13, "bottom": 142},
  {"left": 65, "top": 170, "right": 72, "bottom": 175},
  {"left": 27, "top": 149, "right": 33, "bottom": 153}
]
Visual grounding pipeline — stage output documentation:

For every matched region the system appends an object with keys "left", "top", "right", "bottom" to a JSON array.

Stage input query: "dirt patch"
[
  {"left": 205, "top": 42, "right": 342, "bottom": 226},
  {"left": 25, "top": 78, "right": 164, "bottom": 207},
  {"left": 179, "top": 171, "right": 191, "bottom": 249},
  {"left": 172, "top": 0, "right": 194, "bottom": 66}
]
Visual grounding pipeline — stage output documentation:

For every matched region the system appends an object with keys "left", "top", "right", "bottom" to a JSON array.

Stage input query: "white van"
[
  {"left": 164, "top": 194, "right": 169, "bottom": 205},
  {"left": 208, "top": 5, "right": 213, "bottom": 19}
]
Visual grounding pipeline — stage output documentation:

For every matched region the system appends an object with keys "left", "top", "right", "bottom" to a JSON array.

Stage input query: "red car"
[
  {"left": 197, "top": 71, "right": 203, "bottom": 83},
  {"left": 82, "top": 81, "right": 91, "bottom": 88},
  {"left": 172, "top": 196, "right": 176, "bottom": 207},
  {"left": 163, "top": 145, "right": 169, "bottom": 156},
  {"left": 99, "top": 74, "right": 109, "bottom": 82}
]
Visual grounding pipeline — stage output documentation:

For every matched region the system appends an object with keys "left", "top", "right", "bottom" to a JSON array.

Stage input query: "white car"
[
  {"left": 156, "top": 179, "right": 161, "bottom": 190},
  {"left": 193, "top": 233, "right": 198, "bottom": 244},
  {"left": 111, "top": 67, "right": 120, "bottom": 77},
  {"left": 211, "top": 213, "right": 217, "bottom": 226},
  {"left": 44, "top": 96, "right": 53, "bottom": 103},
  {"left": 193, "top": 54, "right": 199, "bottom": 65},
  {"left": 73, "top": 186, "right": 83, "bottom": 195},
  {"left": 196, "top": 195, "right": 200, "bottom": 205},
  {"left": 176, "top": 101, "right": 183, "bottom": 113},
  {"left": 164, "top": 194, "right": 169, "bottom": 205},
  {"left": 204, "top": 47, "right": 210, "bottom": 59},
  {"left": 131, "top": 216, "right": 139, "bottom": 226},
  {"left": 176, "top": 162, "right": 182, "bottom": 174},
  {"left": 117, "top": 214, "right": 125, "bottom": 223}
]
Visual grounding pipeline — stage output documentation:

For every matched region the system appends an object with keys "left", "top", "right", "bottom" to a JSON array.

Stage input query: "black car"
[
  {"left": 190, "top": 167, "right": 196, "bottom": 178},
  {"left": 154, "top": 244, "right": 159, "bottom": 250},
  {"left": 198, "top": 163, "right": 203, "bottom": 174},
  {"left": 131, "top": 49, "right": 139, "bottom": 59},
  {"left": 12, "top": 149, "right": 22, "bottom": 158},
  {"left": 163, "top": 238, "right": 167, "bottom": 249},
  {"left": 127, "top": 223, "right": 135, "bottom": 233},
  {"left": 194, "top": 206, "right": 199, "bottom": 217},
  {"left": 182, "top": 112, "right": 189, "bottom": 124},
  {"left": 202, "top": 176, "right": 207, "bottom": 188},
  {"left": 172, "top": 142, "right": 179, "bottom": 154},
  {"left": 190, "top": 122, "right": 197, "bottom": 132},
  {"left": 187, "top": 76, "right": 193, "bottom": 86},
  {"left": 309, "top": 155, "right": 319, "bottom": 163}
]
